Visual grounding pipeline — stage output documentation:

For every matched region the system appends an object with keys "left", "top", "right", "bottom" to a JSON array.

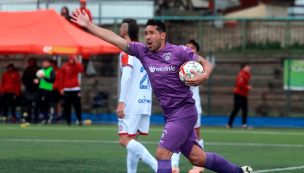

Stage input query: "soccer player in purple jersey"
[{"left": 70, "top": 8, "right": 253, "bottom": 173}]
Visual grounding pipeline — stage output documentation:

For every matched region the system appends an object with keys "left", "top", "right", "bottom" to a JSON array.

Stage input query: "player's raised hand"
[
  {"left": 116, "top": 102, "right": 125, "bottom": 119},
  {"left": 185, "top": 70, "right": 209, "bottom": 86},
  {"left": 70, "top": 8, "right": 90, "bottom": 28}
]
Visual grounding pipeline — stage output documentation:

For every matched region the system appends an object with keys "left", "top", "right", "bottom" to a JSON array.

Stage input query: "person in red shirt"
[
  {"left": 59, "top": 55, "right": 84, "bottom": 126},
  {"left": 73, "top": 0, "right": 92, "bottom": 31},
  {"left": 50, "top": 60, "right": 62, "bottom": 121},
  {"left": 227, "top": 63, "right": 251, "bottom": 130},
  {"left": 1, "top": 64, "right": 20, "bottom": 122}
]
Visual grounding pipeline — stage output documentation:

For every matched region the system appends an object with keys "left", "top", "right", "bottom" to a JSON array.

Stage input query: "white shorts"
[
  {"left": 118, "top": 114, "right": 150, "bottom": 136},
  {"left": 194, "top": 113, "right": 202, "bottom": 129}
]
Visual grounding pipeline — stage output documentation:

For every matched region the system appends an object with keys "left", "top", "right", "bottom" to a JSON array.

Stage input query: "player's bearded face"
[{"left": 145, "top": 26, "right": 162, "bottom": 52}]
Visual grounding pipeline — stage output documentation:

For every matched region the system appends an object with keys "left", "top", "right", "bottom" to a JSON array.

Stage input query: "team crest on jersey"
[{"left": 163, "top": 53, "right": 172, "bottom": 61}]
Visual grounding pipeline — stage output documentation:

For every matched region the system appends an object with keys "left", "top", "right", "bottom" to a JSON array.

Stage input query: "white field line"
[
  {"left": 253, "top": 165, "right": 304, "bottom": 173},
  {"left": 0, "top": 139, "right": 303, "bottom": 148},
  {"left": 0, "top": 126, "right": 304, "bottom": 136},
  {"left": 0, "top": 140, "right": 303, "bottom": 173}
]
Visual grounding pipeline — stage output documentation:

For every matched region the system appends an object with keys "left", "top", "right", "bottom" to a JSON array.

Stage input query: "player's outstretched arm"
[
  {"left": 70, "top": 8, "right": 130, "bottom": 53},
  {"left": 185, "top": 56, "right": 213, "bottom": 86}
]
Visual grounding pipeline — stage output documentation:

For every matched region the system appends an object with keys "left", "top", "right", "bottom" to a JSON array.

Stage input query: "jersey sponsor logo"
[
  {"left": 163, "top": 53, "right": 172, "bottom": 61},
  {"left": 138, "top": 96, "right": 151, "bottom": 103},
  {"left": 149, "top": 66, "right": 175, "bottom": 73}
]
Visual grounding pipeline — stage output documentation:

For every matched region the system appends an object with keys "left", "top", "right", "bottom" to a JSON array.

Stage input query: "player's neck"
[
  {"left": 155, "top": 41, "right": 166, "bottom": 52},
  {"left": 123, "top": 35, "right": 132, "bottom": 42}
]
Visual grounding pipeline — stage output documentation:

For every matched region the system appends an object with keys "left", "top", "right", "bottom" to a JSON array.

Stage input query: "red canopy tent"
[{"left": 0, "top": 9, "right": 120, "bottom": 57}]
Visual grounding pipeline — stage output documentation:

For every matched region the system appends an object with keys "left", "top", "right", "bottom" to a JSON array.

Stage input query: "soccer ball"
[
  {"left": 179, "top": 61, "right": 204, "bottom": 85},
  {"left": 36, "top": 69, "right": 45, "bottom": 78}
]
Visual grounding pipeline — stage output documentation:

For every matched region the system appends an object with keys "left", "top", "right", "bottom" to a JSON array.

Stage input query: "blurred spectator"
[
  {"left": 61, "top": 6, "right": 72, "bottom": 23},
  {"left": 74, "top": 0, "right": 92, "bottom": 31},
  {"left": 227, "top": 63, "right": 251, "bottom": 130},
  {"left": 59, "top": 55, "right": 84, "bottom": 126},
  {"left": 50, "top": 60, "right": 62, "bottom": 121},
  {"left": 255, "top": 93, "right": 270, "bottom": 117},
  {"left": 22, "top": 57, "right": 40, "bottom": 122},
  {"left": 34, "top": 59, "right": 55, "bottom": 125},
  {"left": 1, "top": 64, "right": 20, "bottom": 123}
]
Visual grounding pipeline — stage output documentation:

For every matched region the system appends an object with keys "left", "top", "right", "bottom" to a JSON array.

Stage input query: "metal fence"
[
  {"left": 102, "top": 16, "right": 304, "bottom": 54},
  {"left": 103, "top": 16, "right": 304, "bottom": 118}
]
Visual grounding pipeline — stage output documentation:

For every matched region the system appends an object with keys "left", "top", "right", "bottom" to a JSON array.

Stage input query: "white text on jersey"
[{"left": 149, "top": 66, "right": 175, "bottom": 73}]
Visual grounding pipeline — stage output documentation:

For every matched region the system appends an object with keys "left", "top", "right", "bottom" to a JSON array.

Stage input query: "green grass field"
[{"left": 0, "top": 124, "right": 304, "bottom": 173}]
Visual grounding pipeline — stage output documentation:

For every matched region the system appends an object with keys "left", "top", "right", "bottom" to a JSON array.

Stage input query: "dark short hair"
[
  {"left": 50, "top": 60, "right": 57, "bottom": 65},
  {"left": 28, "top": 57, "right": 36, "bottom": 63},
  {"left": 122, "top": 18, "right": 139, "bottom": 42},
  {"left": 43, "top": 59, "right": 52, "bottom": 63},
  {"left": 6, "top": 63, "right": 15, "bottom": 69},
  {"left": 61, "top": 6, "right": 69, "bottom": 15},
  {"left": 187, "top": 40, "right": 200, "bottom": 52},
  {"left": 241, "top": 63, "right": 250, "bottom": 69},
  {"left": 145, "top": 19, "right": 166, "bottom": 33}
]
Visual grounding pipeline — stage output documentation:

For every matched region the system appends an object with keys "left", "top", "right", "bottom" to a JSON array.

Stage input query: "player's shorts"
[
  {"left": 51, "top": 90, "right": 61, "bottom": 103},
  {"left": 159, "top": 103, "right": 202, "bottom": 158},
  {"left": 118, "top": 114, "right": 150, "bottom": 136},
  {"left": 194, "top": 113, "right": 202, "bottom": 129}
]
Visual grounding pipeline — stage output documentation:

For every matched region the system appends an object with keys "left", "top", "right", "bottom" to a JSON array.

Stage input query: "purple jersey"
[{"left": 129, "top": 42, "right": 198, "bottom": 110}]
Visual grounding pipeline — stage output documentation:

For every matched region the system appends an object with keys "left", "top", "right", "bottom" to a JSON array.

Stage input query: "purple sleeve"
[
  {"left": 129, "top": 42, "right": 147, "bottom": 61},
  {"left": 179, "top": 45, "right": 198, "bottom": 62}
]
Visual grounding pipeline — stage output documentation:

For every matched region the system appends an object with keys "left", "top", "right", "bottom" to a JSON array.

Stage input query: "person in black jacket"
[
  {"left": 61, "top": 6, "right": 72, "bottom": 23},
  {"left": 22, "top": 57, "right": 40, "bottom": 123}
]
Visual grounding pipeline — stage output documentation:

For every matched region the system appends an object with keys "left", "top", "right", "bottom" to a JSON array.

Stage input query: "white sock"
[
  {"left": 127, "top": 150, "right": 139, "bottom": 173},
  {"left": 171, "top": 152, "right": 180, "bottom": 168},
  {"left": 199, "top": 139, "right": 204, "bottom": 150},
  {"left": 126, "top": 139, "right": 158, "bottom": 172}
]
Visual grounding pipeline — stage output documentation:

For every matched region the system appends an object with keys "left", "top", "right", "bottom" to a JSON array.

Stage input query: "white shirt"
[
  {"left": 119, "top": 51, "right": 152, "bottom": 115},
  {"left": 190, "top": 86, "right": 202, "bottom": 114}
]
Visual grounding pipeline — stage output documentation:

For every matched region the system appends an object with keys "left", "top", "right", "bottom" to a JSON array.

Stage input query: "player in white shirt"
[
  {"left": 171, "top": 40, "right": 205, "bottom": 173},
  {"left": 116, "top": 18, "right": 157, "bottom": 173}
]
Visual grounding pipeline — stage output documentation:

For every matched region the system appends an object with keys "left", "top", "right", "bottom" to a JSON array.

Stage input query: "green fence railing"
[{"left": 95, "top": 16, "right": 304, "bottom": 56}]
